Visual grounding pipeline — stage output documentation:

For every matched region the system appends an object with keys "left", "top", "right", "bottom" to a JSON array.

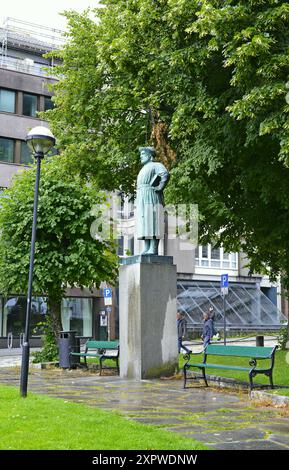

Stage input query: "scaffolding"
[{"left": 0, "top": 17, "right": 64, "bottom": 76}]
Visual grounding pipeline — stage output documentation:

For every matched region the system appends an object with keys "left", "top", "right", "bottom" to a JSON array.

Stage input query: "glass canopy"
[{"left": 177, "top": 281, "right": 287, "bottom": 329}]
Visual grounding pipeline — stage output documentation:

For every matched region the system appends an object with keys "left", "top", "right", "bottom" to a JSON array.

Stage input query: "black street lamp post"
[{"left": 20, "top": 126, "right": 55, "bottom": 398}]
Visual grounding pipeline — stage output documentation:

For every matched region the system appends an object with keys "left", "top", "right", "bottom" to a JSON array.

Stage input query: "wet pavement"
[{"left": 0, "top": 366, "right": 289, "bottom": 450}]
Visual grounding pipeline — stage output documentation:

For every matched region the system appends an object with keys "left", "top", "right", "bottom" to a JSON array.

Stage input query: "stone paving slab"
[
  {"left": 210, "top": 440, "right": 289, "bottom": 450},
  {"left": 268, "top": 434, "right": 289, "bottom": 447},
  {"left": 0, "top": 367, "right": 289, "bottom": 450},
  {"left": 188, "top": 428, "right": 266, "bottom": 444},
  {"left": 266, "top": 423, "right": 289, "bottom": 434}
]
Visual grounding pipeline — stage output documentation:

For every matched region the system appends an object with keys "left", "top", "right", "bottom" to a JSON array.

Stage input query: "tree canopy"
[
  {"left": 46, "top": 0, "right": 289, "bottom": 284},
  {"left": 0, "top": 157, "right": 118, "bottom": 336}
]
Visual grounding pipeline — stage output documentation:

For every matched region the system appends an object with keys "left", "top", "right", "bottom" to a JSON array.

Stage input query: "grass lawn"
[
  {"left": 266, "top": 388, "right": 289, "bottom": 397},
  {"left": 179, "top": 349, "right": 289, "bottom": 388},
  {"left": 0, "top": 385, "right": 207, "bottom": 450}
]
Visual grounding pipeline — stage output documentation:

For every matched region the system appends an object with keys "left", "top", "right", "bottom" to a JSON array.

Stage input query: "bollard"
[{"left": 256, "top": 335, "right": 264, "bottom": 347}]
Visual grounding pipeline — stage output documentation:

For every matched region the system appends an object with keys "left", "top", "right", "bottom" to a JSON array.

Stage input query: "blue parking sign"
[
  {"left": 103, "top": 288, "right": 112, "bottom": 298},
  {"left": 221, "top": 274, "right": 229, "bottom": 288}
]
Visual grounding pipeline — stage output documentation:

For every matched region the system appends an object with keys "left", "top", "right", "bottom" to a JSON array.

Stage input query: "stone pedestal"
[{"left": 119, "top": 255, "right": 178, "bottom": 380}]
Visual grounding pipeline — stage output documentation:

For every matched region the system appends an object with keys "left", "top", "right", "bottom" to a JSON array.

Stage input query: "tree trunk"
[
  {"left": 150, "top": 110, "right": 176, "bottom": 169},
  {"left": 48, "top": 295, "right": 63, "bottom": 343}
]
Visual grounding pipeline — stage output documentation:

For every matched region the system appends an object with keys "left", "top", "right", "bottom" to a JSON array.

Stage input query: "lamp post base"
[{"left": 20, "top": 342, "right": 30, "bottom": 397}]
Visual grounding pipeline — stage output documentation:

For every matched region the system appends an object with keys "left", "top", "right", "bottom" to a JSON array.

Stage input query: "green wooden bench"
[
  {"left": 183, "top": 344, "right": 277, "bottom": 390},
  {"left": 70, "top": 340, "right": 119, "bottom": 375}
]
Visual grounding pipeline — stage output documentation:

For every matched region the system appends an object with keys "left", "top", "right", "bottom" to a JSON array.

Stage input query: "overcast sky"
[{"left": 0, "top": 0, "right": 101, "bottom": 31}]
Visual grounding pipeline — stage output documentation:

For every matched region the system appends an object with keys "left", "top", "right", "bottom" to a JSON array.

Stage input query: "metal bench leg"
[
  {"left": 183, "top": 366, "right": 187, "bottom": 389},
  {"left": 202, "top": 368, "right": 208, "bottom": 387},
  {"left": 84, "top": 357, "right": 88, "bottom": 369},
  {"left": 99, "top": 357, "right": 103, "bottom": 376},
  {"left": 116, "top": 357, "right": 119, "bottom": 375},
  {"left": 249, "top": 371, "right": 254, "bottom": 391},
  {"left": 269, "top": 372, "right": 274, "bottom": 389}
]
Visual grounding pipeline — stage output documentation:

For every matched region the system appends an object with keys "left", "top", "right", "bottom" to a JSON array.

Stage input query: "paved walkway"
[
  {"left": 0, "top": 366, "right": 289, "bottom": 450},
  {"left": 0, "top": 348, "right": 40, "bottom": 367}
]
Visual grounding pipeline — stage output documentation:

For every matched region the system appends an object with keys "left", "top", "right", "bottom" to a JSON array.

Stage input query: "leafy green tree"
[
  {"left": 46, "top": 1, "right": 289, "bottom": 287},
  {"left": 0, "top": 158, "right": 118, "bottom": 341}
]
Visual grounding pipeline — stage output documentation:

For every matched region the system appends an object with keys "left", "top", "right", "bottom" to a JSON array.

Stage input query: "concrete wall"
[
  {"left": 167, "top": 237, "right": 195, "bottom": 274},
  {"left": 0, "top": 162, "right": 27, "bottom": 187},
  {"left": 0, "top": 113, "right": 49, "bottom": 140},
  {"left": 0, "top": 67, "right": 55, "bottom": 96}
]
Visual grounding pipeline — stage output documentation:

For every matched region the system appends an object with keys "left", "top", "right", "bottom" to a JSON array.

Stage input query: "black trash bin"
[
  {"left": 70, "top": 335, "right": 80, "bottom": 368},
  {"left": 59, "top": 331, "right": 80, "bottom": 368}
]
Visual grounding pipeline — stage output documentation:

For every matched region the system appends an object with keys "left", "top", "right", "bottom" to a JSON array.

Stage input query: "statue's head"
[{"left": 139, "top": 146, "right": 156, "bottom": 165}]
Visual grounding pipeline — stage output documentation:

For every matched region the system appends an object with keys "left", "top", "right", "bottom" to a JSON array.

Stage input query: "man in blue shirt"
[{"left": 202, "top": 311, "right": 214, "bottom": 350}]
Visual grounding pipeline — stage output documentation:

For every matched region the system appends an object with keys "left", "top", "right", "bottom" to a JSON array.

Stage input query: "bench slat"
[
  {"left": 86, "top": 340, "right": 119, "bottom": 350},
  {"left": 205, "top": 344, "right": 274, "bottom": 359},
  {"left": 71, "top": 352, "right": 101, "bottom": 357},
  {"left": 187, "top": 363, "right": 251, "bottom": 372}
]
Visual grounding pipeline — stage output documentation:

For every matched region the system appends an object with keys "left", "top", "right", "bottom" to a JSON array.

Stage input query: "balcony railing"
[{"left": 0, "top": 56, "right": 58, "bottom": 78}]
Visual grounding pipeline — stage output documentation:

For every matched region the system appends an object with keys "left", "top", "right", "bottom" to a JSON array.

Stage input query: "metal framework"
[
  {"left": 177, "top": 281, "right": 287, "bottom": 330},
  {"left": 0, "top": 17, "right": 63, "bottom": 76}
]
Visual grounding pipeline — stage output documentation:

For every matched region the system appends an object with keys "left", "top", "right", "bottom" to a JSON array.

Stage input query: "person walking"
[
  {"left": 202, "top": 311, "right": 214, "bottom": 350},
  {"left": 209, "top": 306, "right": 220, "bottom": 340},
  {"left": 177, "top": 311, "right": 191, "bottom": 354}
]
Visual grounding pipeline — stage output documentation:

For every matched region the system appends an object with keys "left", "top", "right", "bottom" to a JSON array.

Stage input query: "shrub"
[{"left": 32, "top": 318, "right": 59, "bottom": 363}]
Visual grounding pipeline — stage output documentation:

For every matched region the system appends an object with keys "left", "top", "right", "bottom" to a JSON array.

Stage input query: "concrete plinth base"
[{"left": 119, "top": 255, "right": 178, "bottom": 380}]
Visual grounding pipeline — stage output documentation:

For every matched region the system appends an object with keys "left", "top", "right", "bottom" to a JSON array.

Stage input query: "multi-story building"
[
  {"left": 0, "top": 18, "right": 286, "bottom": 348},
  {"left": 0, "top": 18, "right": 61, "bottom": 189},
  {"left": 0, "top": 18, "right": 108, "bottom": 348}
]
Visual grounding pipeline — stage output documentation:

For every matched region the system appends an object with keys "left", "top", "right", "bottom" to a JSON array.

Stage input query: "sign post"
[
  {"left": 103, "top": 287, "right": 112, "bottom": 306},
  {"left": 220, "top": 274, "right": 229, "bottom": 346},
  {"left": 102, "top": 288, "right": 112, "bottom": 340}
]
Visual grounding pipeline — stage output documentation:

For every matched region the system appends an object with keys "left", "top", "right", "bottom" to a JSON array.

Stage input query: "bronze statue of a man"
[{"left": 136, "top": 147, "right": 170, "bottom": 255}]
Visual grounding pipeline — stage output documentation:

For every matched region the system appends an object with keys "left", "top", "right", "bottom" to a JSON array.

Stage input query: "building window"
[
  {"left": 23, "top": 93, "right": 38, "bottom": 117},
  {"left": 211, "top": 246, "right": 220, "bottom": 267},
  {"left": 117, "top": 194, "right": 135, "bottom": 219},
  {"left": 127, "top": 236, "right": 134, "bottom": 256},
  {"left": 117, "top": 236, "right": 124, "bottom": 256},
  {"left": 0, "top": 89, "right": 16, "bottom": 113},
  {"left": 200, "top": 245, "right": 209, "bottom": 266},
  {"left": 230, "top": 252, "right": 237, "bottom": 269},
  {"left": 119, "top": 195, "right": 125, "bottom": 219},
  {"left": 196, "top": 244, "right": 238, "bottom": 270},
  {"left": 2, "top": 296, "right": 47, "bottom": 337},
  {"left": 0, "top": 137, "right": 14, "bottom": 163},
  {"left": 44, "top": 96, "right": 54, "bottom": 111},
  {"left": 61, "top": 298, "right": 92, "bottom": 337},
  {"left": 20, "top": 141, "right": 33, "bottom": 164},
  {"left": 128, "top": 196, "right": 135, "bottom": 218}
]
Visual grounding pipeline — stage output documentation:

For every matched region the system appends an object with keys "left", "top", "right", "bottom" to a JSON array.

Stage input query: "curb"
[
  {"left": 185, "top": 372, "right": 250, "bottom": 391},
  {"left": 187, "top": 372, "right": 289, "bottom": 406},
  {"left": 31, "top": 362, "right": 59, "bottom": 370},
  {"left": 251, "top": 390, "right": 289, "bottom": 406}
]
